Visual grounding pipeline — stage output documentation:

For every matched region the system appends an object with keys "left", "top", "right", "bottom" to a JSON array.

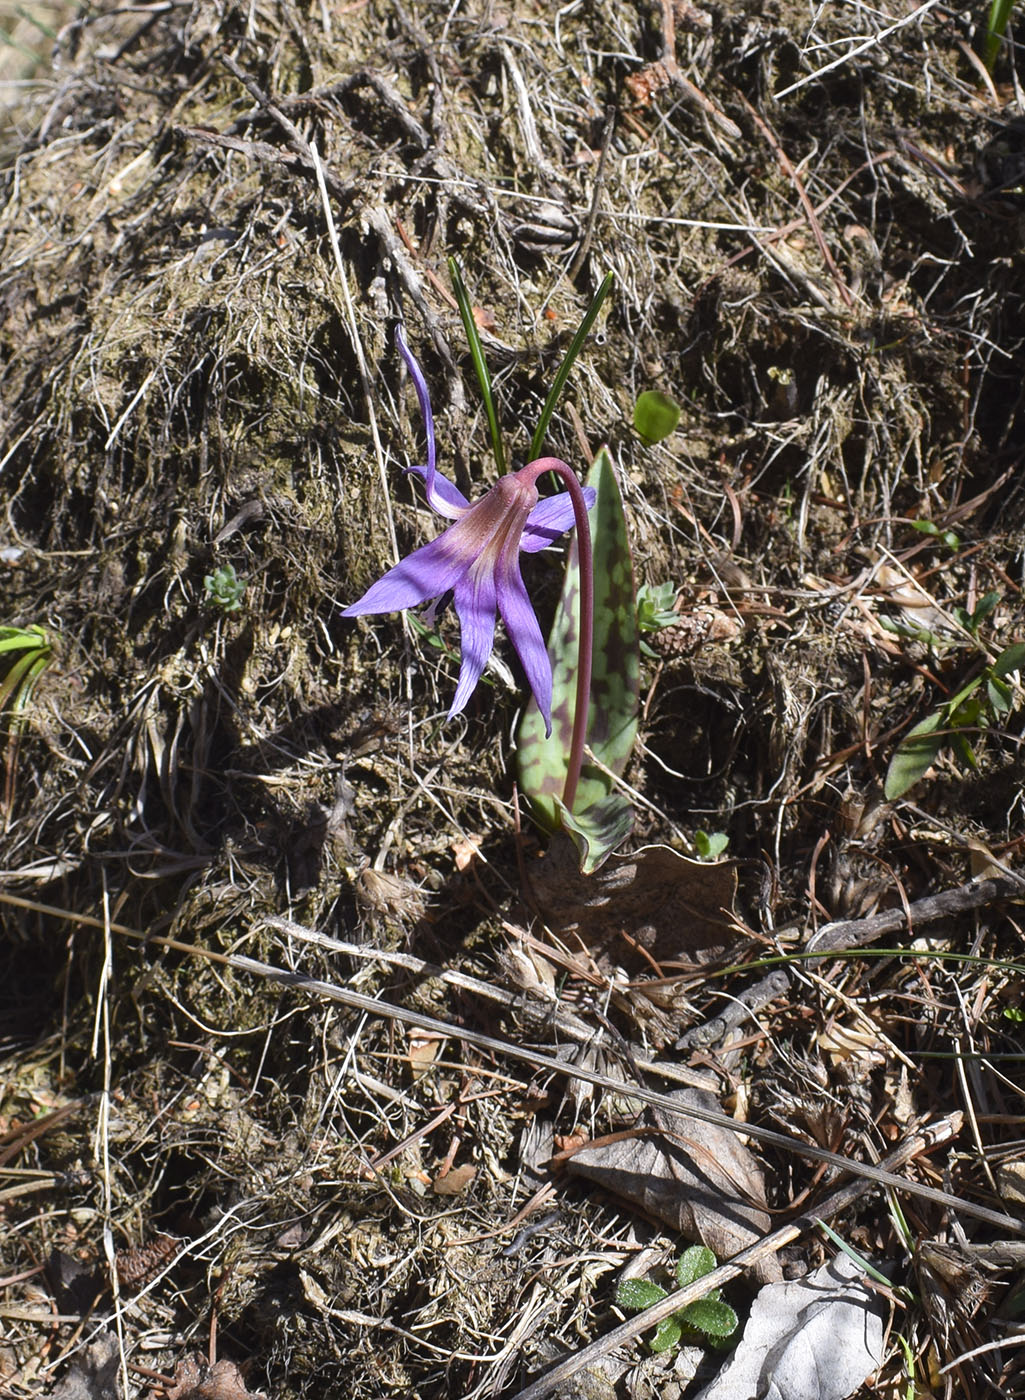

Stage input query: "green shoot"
[
  {"left": 616, "top": 1245, "right": 739, "bottom": 1354},
  {"left": 984, "top": 0, "right": 1015, "bottom": 71},
  {"left": 529, "top": 272, "right": 614, "bottom": 461},
  {"left": 448, "top": 257, "right": 506, "bottom": 475},
  {"left": 203, "top": 564, "right": 247, "bottom": 612}
]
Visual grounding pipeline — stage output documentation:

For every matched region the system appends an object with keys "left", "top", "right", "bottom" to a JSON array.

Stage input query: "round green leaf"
[{"left": 634, "top": 390, "right": 681, "bottom": 445}]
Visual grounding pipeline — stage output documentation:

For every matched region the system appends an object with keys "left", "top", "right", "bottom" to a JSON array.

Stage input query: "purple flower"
[{"left": 343, "top": 327, "right": 594, "bottom": 734}]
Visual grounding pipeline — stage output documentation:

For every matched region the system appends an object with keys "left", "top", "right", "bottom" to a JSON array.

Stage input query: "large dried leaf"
[
  {"left": 567, "top": 1086, "right": 781, "bottom": 1284},
  {"left": 50, "top": 1337, "right": 120, "bottom": 1400},
  {"left": 692, "top": 1254, "right": 887, "bottom": 1400},
  {"left": 528, "top": 835, "right": 738, "bottom": 969}
]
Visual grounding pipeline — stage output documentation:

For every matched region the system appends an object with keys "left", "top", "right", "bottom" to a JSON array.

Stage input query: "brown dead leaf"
[
  {"left": 168, "top": 1356, "right": 267, "bottom": 1400},
  {"left": 432, "top": 1162, "right": 476, "bottom": 1195},
  {"left": 529, "top": 837, "right": 739, "bottom": 970},
  {"left": 566, "top": 1087, "right": 781, "bottom": 1283}
]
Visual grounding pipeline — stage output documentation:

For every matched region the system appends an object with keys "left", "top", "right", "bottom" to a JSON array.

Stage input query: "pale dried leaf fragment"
[
  {"left": 433, "top": 1162, "right": 476, "bottom": 1195},
  {"left": 691, "top": 1254, "right": 886, "bottom": 1400},
  {"left": 50, "top": 1337, "right": 120, "bottom": 1400},
  {"left": 168, "top": 1357, "right": 267, "bottom": 1400},
  {"left": 566, "top": 1087, "right": 781, "bottom": 1284}
]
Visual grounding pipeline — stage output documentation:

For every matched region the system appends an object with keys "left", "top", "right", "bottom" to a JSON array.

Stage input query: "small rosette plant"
[{"left": 616, "top": 1245, "right": 739, "bottom": 1354}]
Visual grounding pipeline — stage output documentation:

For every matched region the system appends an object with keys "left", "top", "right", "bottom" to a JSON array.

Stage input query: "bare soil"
[{"left": 1, "top": 1, "right": 1024, "bottom": 1397}]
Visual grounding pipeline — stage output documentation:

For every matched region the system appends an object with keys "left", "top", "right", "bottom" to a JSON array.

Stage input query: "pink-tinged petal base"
[{"left": 406, "top": 463, "right": 470, "bottom": 519}]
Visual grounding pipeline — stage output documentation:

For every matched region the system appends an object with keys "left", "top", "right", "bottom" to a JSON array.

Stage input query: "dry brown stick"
[
  {"left": 735, "top": 90, "right": 854, "bottom": 309},
  {"left": 807, "top": 873, "right": 1025, "bottom": 955},
  {"left": 657, "top": 0, "right": 741, "bottom": 139},
  {"left": 506, "top": 1114, "right": 964, "bottom": 1400},
  {"left": 679, "top": 874, "right": 1025, "bottom": 1051},
  {"left": 693, "top": 149, "right": 894, "bottom": 298},
  {"left": 2, "top": 891, "right": 1020, "bottom": 1237},
  {"left": 565, "top": 105, "right": 616, "bottom": 285},
  {"left": 219, "top": 53, "right": 356, "bottom": 209}
]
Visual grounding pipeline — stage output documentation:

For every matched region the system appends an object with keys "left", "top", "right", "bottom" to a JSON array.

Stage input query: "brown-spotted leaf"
[{"left": 517, "top": 445, "right": 640, "bottom": 865}]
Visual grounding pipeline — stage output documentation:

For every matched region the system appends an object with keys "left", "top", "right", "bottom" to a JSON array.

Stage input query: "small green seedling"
[
  {"left": 204, "top": 563, "right": 247, "bottom": 612},
  {"left": 910, "top": 518, "right": 960, "bottom": 551},
  {"left": 0, "top": 624, "right": 57, "bottom": 820},
  {"left": 637, "top": 581, "right": 679, "bottom": 657},
  {"left": 634, "top": 390, "right": 681, "bottom": 446},
  {"left": 616, "top": 1245, "right": 739, "bottom": 1354},
  {"left": 694, "top": 829, "right": 729, "bottom": 862},
  {"left": 885, "top": 624, "right": 1025, "bottom": 800}
]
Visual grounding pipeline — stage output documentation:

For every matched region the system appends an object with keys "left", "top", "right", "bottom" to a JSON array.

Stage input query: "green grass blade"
[
  {"left": 528, "top": 271, "right": 614, "bottom": 462},
  {"left": 985, "top": 0, "right": 1015, "bottom": 70},
  {"left": 0, "top": 651, "right": 38, "bottom": 713},
  {"left": 816, "top": 1220, "right": 896, "bottom": 1289},
  {"left": 8, "top": 651, "right": 51, "bottom": 722},
  {"left": 448, "top": 257, "right": 505, "bottom": 474}
]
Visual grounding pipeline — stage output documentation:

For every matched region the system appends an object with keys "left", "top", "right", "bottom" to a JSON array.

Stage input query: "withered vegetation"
[{"left": 1, "top": 0, "right": 1024, "bottom": 1396}]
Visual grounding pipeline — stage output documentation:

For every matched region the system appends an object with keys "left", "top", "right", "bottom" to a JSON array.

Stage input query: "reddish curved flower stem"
[{"left": 521, "top": 457, "right": 594, "bottom": 816}]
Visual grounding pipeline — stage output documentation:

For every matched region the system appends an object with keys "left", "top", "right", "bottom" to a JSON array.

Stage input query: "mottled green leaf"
[
  {"left": 884, "top": 711, "right": 945, "bottom": 800},
  {"left": 516, "top": 446, "right": 640, "bottom": 866},
  {"left": 634, "top": 390, "right": 681, "bottom": 445},
  {"left": 554, "top": 793, "right": 634, "bottom": 877},
  {"left": 680, "top": 1297, "right": 739, "bottom": 1341},
  {"left": 616, "top": 1278, "right": 668, "bottom": 1312},
  {"left": 676, "top": 1245, "right": 717, "bottom": 1288}
]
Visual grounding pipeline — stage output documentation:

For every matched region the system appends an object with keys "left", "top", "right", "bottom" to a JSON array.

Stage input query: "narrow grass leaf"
[
  {"left": 985, "top": 0, "right": 1015, "bottom": 71},
  {"left": 528, "top": 272, "right": 614, "bottom": 462},
  {"left": 816, "top": 1220, "right": 896, "bottom": 1289},
  {"left": 448, "top": 257, "right": 505, "bottom": 474}
]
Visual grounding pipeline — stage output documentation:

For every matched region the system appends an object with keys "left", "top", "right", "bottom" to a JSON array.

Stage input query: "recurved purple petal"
[
  {"left": 406, "top": 463, "right": 470, "bottom": 519},
  {"left": 449, "top": 563, "right": 497, "bottom": 717},
  {"left": 342, "top": 533, "right": 469, "bottom": 617},
  {"left": 396, "top": 325, "right": 465, "bottom": 521},
  {"left": 519, "top": 485, "right": 596, "bottom": 552},
  {"left": 496, "top": 551, "right": 553, "bottom": 734}
]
